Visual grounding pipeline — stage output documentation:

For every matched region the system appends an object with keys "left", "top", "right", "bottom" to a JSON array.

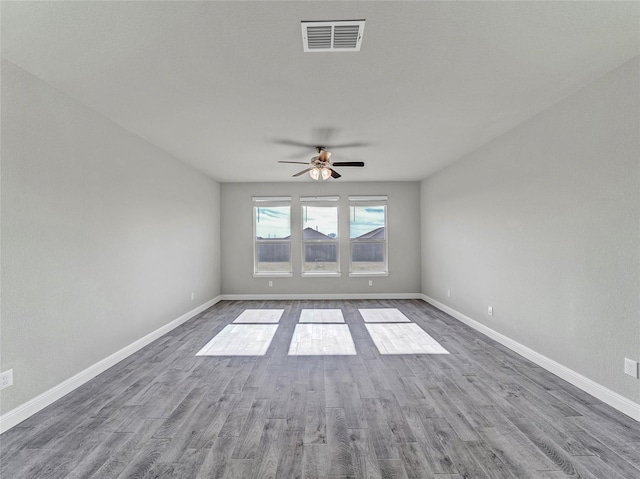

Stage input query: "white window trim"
[
  {"left": 301, "top": 196, "right": 340, "bottom": 277},
  {"left": 348, "top": 271, "right": 389, "bottom": 277},
  {"left": 253, "top": 197, "right": 292, "bottom": 277},
  {"left": 349, "top": 196, "right": 388, "bottom": 276}
]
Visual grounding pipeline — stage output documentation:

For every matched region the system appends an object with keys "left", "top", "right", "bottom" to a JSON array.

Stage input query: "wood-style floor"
[{"left": 1, "top": 299, "right": 639, "bottom": 478}]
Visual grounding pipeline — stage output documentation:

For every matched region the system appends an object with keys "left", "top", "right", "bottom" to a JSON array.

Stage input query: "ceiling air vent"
[{"left": 301, "top": 20, "right": 365, "bottom": 52}]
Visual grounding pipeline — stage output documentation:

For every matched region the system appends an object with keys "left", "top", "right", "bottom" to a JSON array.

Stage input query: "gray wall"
[
  {"left": 421, "top": 57, "right": 640, "bottom": 403},
  {"left": 1, "top": 61, "right": 221, "bottom": 414},
  {"left": 221, "top": 182, "right": 421, "bottom": 296}
]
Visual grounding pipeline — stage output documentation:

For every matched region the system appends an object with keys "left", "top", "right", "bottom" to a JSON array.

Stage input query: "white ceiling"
[{"left": 2, "top": 1, "right": 639, "bottom": 183}]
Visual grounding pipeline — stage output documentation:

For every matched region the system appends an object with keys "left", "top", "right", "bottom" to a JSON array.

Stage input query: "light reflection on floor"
[
  {"left": 196, "top": 308, "right": 448, "bottom": 357},
  {"left": 299, "top": 309, "right": 345, "bottom": 323},
  {"left": 196, "top": 324, "right": 278, "bottom": 356},
  {"left": 359, "top": 308, "right": 411, "bottom": 323},
  {"left": 232, "top": 309, "right": 284, "bottom": 323},
  {"left": 288, "top": 324, "right": 357, "bottom": 355},
  {"left": 365, "top": 323, "right": 449, "bottom": 355}
]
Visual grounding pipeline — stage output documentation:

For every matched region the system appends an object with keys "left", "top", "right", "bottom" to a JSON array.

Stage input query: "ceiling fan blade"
[
  {"left": 329, "top": 168, "right": 342, "bottom": 179},
  {"left": 274, "top": 139, "right": 317, "bottom": 148},
  {"left": 331, "top": 161, "right": 365, "bottom": 167},
  {"left": 293, "top": 168, "right": 313, "bottom": 177},
  {"left": 278, "top": 161, "right": 310, "bottom": 165},
  {"left": 325, "top": 142, "right": 370, "bottom": 149}
]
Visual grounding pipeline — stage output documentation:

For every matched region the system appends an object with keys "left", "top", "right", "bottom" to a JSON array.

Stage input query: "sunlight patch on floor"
[
  {"left": 232, "top": 309, "right": 284, "bottom": 323},
  {"left": 196, "top": 324, "right": 279, "bottom": 356},
  {"left": 365, "top": 323, "right": 449, "bottom": 355},
  {"left": 299, "top": 309, "right": 345, "bottom": 323},
  {"left": 288, "top": 324, "right": 356, "bottom": 355},
  {"left": 359, "top": 308, "right": 411, "bottom": 323}
]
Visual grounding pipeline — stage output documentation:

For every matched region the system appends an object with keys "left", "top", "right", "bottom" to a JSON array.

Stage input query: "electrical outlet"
[
  {"left": 1, "top": 369, "right": 13, "bottom": 390},
  {"left": 368, "top": 280, "right": 373, "bottom": 286},
  {"left": 447, "top": 289, "right": 451, "bottom": 298},
  {"left": 190, "top": 292, "right": 194, "bottom": 301},
  {"left": 268, "top": 281, "right": 273, "bottom": 287},
  {"left": 488, "top": 306, "right": 493, "bottom": 316},
  {"left": 624, "top": 358, "right": 639, "bottom": 378}
]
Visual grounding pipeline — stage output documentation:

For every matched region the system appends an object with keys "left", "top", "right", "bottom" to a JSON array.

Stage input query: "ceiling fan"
[{"left": 278, "top": 146, "right": 365, "bottom": 180}]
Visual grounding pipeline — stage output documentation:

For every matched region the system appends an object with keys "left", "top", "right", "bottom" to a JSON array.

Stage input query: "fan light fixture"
[
  {"left": 279, "top": 145, "right": 364, "bottom": 180},
  {"left": 309, "top": 167, "right": 332, "bottom": 181}
]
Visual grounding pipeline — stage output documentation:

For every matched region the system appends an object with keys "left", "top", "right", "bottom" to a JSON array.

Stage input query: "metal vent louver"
[{"left": 302, "top": 20, "right": 365, "bottom": 52}]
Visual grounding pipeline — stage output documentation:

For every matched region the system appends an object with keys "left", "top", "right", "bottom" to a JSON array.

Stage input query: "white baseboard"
[
  {"left": 220, "top": 293, "right": 423, "bottom": 301},
  {"left": 421, "top": 295, "right": 640, "bottom": 422},
  {"left": 0, "top": 296, "right": 222, "bottom": 433}
]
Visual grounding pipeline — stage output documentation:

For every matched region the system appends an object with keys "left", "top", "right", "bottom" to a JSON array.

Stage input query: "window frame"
[
  {"left": 253, "top": 197, "right": 293, "bottom": 277},
  {"left": 348, "top": 196, "right": 389, "bottom": 277},
  {"left": 300, "top": 196, "right": 341, "bottom": 277}
]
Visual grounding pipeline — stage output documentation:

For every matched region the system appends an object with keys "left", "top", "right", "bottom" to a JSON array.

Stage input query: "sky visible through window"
[
  {"left": 256, "top": 206, "right": 290, "bottom": 239},
  {"left": 256, "top": 205, "right": 385, "bottom": 239},
  {"left": 303, "top": 206, "right": 337, "bottom": 237},
  {"left": 350, "top": 206, "right": 385, "bottom": 238}
]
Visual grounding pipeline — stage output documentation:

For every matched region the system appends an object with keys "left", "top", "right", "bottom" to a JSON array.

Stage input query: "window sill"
[
  {"left": 301, "top": 272, "right": 342, "bottom": 278},
  {"left": 349, "top": 272, "right": 389, "bottom": 277},
  {"left": 253, "top": 272, "right": 293, "bottom": 278}
]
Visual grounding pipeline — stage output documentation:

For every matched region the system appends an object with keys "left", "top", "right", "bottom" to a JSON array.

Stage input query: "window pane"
[
  {"left": 256, "top": 243, "right": 290, "bottom": 273},
  {"left": 256, "top": 206, "right": 290, "bottom": 239},
  {"left": 303, "top": 206, "right": 338, "bottom": 239},
  {"left": 304, "top": 243, "right": 338, "bottom": 272},
  {"left": 350, "top": 206, "right": 385, "bottom": 239},
  {"left": 351, "top": 243, "right": 385, "bottom": 273}
]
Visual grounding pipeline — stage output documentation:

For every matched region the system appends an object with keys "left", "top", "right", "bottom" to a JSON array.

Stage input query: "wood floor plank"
[
  {"left": 378, "top": 389, "right": 417, "bottom": 444},
  {"left": 427, "top": 385, "right": 480, "bottom": 441},
  {"left": 340, "top": 382, "right": 368, "bottom": 429},
  {"left": 64, "top": 432, "right": 133, "bottom": 479},
  {"left": 275, "top": 429, "right": 304, "bottom": 479},
  {"left": 379, "top": 458, "right": 410, "bottom": 479},
  {"left": 267, "top": 373, "right": 293, "bottom": 419},
  {"left": 195, "top": 436, "right": 238, "bottom": 479},
  {"left": 398, "top": 441, "right": 436, "bottom": 478},
  {"left": 92, "top": 419, "right": 164, "bottom": 478},
  {"left": 307, "top": 358, "right": 325, "bottom": 391},
  {"left": 436, "top": 436, "right": 489, "bottom": 479},
  {"left": 115, "top": 436, "right": 169, "bottom": 478},
  {"left": 327, "top": 407, "right": 355, "bottom": 476},
  {"left": 232, "top": 398, "right": 270, "bottom": 459},
  {"left": 414, "top": 417, "right": 459, "bottom": 474},
  {"left": 186, "top": 393, "right": 240, "bottom": 450},
  {"left": 302, "top": 444, "right": 327, "bottom": 479},
  {"left": 251, "top": 418, "right": 286, "bottom": 479},
  {"left": 286, "top": 383, "right": 308, "bottom": 431},
  {"left": 218, "top": 406, "right": 250, "bottom": 438},
  {"left": 304, "top": 390, "right": 327, "bottom": 445},
  {"left": 476, "top": 426, "right": 555, "bottom": 477},
  {"left": 569, "top": 428, "right": 640, "bottom": 478},
  {"left": 222, "top": 459, "right": 257, "bottom": 479},
  {"left": 348, "top": 428, "right": 384, "bottom": 479},
  {"left": 153, "top": 386, "right": 208, "bottom": 438},
  {"left": 361, "top": 398, "right": 399, "bottom": 460}
]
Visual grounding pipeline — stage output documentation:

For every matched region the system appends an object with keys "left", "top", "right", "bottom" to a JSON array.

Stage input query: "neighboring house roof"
[
  {"left": 256, "top": 235, "right": 291, "bottom": 240},
  {"left": 356, "top": 227, "right": 385, "bottom": 240},
  {"left": 303, "top": 227, "right": 332, "bottom": 240}
]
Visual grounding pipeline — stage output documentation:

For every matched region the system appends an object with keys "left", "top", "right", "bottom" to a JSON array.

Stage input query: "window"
[
  {"left": 253, "top": 197, "right": 292, "bottom": 276},
  {"left": 349, "top": 196, "right": 388, "bottom": 275},
  {"left": 301, "top": 196, "right": 339, "bottom": 275}
]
